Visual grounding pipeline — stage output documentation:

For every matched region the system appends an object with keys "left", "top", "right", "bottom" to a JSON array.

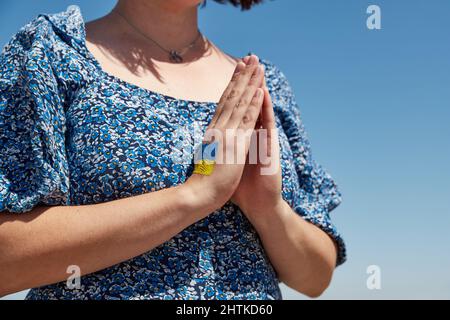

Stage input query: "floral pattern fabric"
[{"left": 0, "top": 5, "right": 346, "bottom": 300}]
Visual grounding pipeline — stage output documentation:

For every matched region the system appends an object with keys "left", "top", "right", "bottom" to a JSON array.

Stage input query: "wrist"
[
  {"left": 243, "top": 196, "right": 289, "bottom": 231},
  {"left": 181, "top": 175, "right": 226, "bottom": 216},
  {"left": 239, "top": 194, "right": 284, "bottom": 218}
]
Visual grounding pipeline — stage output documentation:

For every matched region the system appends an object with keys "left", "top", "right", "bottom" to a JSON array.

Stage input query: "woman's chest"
[
  {"left": 64, "top": 82, "right": 215, "bottom": 205},
  {"left": 62, "top": 80, "right": 300, "bottom": 206}
]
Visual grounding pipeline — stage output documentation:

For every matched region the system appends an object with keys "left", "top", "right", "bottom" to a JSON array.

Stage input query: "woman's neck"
[{"left": 113, "top": 0, "right": 201, "bottom": 51}]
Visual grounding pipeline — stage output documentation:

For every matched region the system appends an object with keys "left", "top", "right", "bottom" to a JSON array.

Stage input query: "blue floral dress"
[{"left": 0, "top": 5, "right": 346, "bottom": 300}]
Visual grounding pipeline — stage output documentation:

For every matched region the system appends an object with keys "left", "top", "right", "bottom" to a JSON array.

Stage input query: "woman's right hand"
[{"left": 185, "top": 55, "right": 265, "bottom": 210}]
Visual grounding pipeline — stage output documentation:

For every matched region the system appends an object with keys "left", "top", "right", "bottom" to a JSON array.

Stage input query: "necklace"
[{"left": 113, "top": 10, "right": 203, "bottom": 63}]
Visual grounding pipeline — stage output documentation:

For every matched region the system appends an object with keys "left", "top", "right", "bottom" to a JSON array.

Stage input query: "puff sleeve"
[
  {"left": 0, "top": 20, "right": 70, "bottom": 213},
  {"left": 264, "top": 60, "right": 347, "bottom": 266}
]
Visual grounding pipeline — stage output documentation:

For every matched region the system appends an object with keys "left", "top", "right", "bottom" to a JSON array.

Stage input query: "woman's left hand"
[
  {"left": 231, "top": 79, "right": 283, "bottom": 218},
  {"left": 231, "top": 62, "right": 338, "bottom": 298}
]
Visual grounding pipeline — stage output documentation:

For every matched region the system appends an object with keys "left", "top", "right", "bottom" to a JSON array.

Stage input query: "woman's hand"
[
  {"left": 231, "top": 75, "right": 283, "bottom": 218},
  {"left": 228, "top": 64, "right": 338, "bottom": 298},
  {"left": 185, "top": 55, "right": 266, "bottom": 211}
]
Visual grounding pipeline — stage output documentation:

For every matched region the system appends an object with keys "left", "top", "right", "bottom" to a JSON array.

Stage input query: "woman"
[{"left": 0, "top": 0, "right": 345, "bottom": 300}]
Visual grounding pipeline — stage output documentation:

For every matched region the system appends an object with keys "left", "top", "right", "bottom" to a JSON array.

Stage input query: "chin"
[{"left": 159, "top": 0, "right": 204, "bottom": 10}]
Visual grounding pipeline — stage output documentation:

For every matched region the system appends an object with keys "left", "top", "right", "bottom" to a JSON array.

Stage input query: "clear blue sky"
[{"left": 1, "top": 0, "right": 449, "bottom": 299}]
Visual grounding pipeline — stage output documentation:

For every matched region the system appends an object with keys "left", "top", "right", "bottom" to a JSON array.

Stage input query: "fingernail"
[{"left": 243, "top": 56, "right": 250, "bottom": 64}]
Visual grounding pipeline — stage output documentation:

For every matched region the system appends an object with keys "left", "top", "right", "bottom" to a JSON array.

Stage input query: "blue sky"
[{"left": 1, "top": 0, "right": 449, "bottom": 299}]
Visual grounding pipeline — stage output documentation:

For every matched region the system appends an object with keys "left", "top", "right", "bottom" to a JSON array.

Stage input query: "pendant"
[{"left": 169, "top": 50, "right": 183, "bottom": 63}]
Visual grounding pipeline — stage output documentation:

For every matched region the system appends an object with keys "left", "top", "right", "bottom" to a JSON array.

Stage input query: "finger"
[
  {"left": 208, "top": 61, "right": 246, "bottom": 129},
  {"left": 243, "top": 57, "right": 265, "bottom": 86},
  {"left": 239, "top": 88, "right": 264, "bottom": 131},
  {"left": 216, "top": 55, "right": 259, "bottom": 127},
  {"left": 215, "top": 55, "right": 260, "bottom": 128},
  {"left": 227, "top": 64, "right": 265, "bottom": 128},
  {"left": 255, "top": 73, "right": 267, "bottom": 128},
  {"left": 237, "top": 57, "right": 265, "bottom": 158},
  {"left": 260, "top": 87, "right": 279, "bottom": 159},
  {"left": 261, "top": 87, "right": 276, "bottom": 130},
  {"left": 232, "top": 88, "right": 263, "bottom": 163}
]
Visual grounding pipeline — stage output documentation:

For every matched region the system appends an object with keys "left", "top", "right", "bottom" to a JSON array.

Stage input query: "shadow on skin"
[{"left": 84, "top": 16, "right": 232, "bottom": 85}]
